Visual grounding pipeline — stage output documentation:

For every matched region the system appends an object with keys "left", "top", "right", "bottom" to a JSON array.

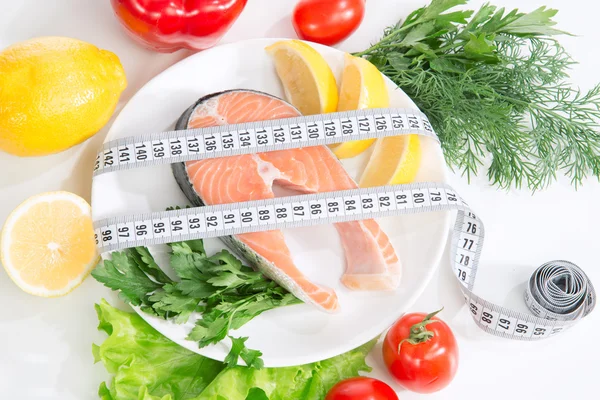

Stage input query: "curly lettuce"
[
  {"left": 93, "top": 299, "right": 223, "bottom": 400},
  {"left": 94, "top": 300, "right": 375, "bottom": 400}
]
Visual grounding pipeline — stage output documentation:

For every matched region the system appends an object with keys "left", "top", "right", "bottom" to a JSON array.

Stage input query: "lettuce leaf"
[
  {"left": 195, "top": 340, "right": 375, "bottom": 400},
  {"left": 94, "top": 300, "right": 375, "bottom": 400},
  {"left": 93, "top": 299, "right": 223, "bottom": 400}
]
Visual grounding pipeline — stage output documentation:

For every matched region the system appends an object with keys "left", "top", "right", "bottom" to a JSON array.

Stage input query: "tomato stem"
[{"left": 398, "top": 308, "right": 443, "bottom": 352}]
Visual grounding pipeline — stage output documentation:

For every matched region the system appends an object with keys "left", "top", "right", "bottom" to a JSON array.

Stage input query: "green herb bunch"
[
  {"left": 92, "top": 238, "right": 300, "bottom": 368},
  {"left": 355, "top": 0, "right": 600, "bottom": 190}
]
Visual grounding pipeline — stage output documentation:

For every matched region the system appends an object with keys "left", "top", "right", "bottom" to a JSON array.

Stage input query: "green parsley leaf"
[
  {"left": 224, "top": 336, "right": 264, "bottom": 369},
  {"left": 387, "top": 53, "right": 413, "bottom": 71},
  {"left": 207, "top": 272, "right": 247, "bottom": 288},
  {"left": 168, "top": 239, "right": 206, "bottom": 257},
  {"left": 188, "top": 310, "right": 230, "bottom": 347},
  {"left": 463, "top": 32, "right": 497, "bottom": 62},
  {"left": 420, "top": 0, "right": 468, "bottom": 21},
  {"left": 149, "top": 284, "right": 201, "bottom": 323},
  {"left": 129, "top": 247, "right": 173, "bottom": 284},
  {"left": 400, "top": 20, "right": 436, "bottom": 47},
  {"left": 176, "top": 279, "right": 215, "bottom": 299},
  {"left": 91, "top": 251, "right": 162, "bottom": 308},
  {"left": 501, "top": 6, "right": 569, "bottom": 36}
]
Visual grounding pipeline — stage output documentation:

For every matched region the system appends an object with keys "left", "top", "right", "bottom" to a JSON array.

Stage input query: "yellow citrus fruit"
[
  {"left": 330, "top": 53, "right": 389, "bottom": 159},
  {"left": 1, "top": 192, "right": 98, "bottom": 297},
  {"left": 266, "top": 40, "right": 338, "bottom": 115},
  {"left": 0, "top": 37, "right": 127, "bottom": 156},
  {"left": 359, "top": 134, "right": 422, "bottom": 187}
]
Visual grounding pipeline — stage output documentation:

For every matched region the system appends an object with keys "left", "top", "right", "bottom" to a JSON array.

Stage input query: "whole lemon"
[{"left": 0, "top": 37, "right": 127, "bottom": 156}]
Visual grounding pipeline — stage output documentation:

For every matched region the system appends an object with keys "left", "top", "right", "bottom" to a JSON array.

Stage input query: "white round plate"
[{"left": 91, "top": 38, "right": 451, "bottom": 367}]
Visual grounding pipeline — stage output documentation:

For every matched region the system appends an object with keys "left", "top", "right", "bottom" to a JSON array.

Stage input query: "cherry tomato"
[
  {"left": 292, "top": 0, "right": 366, "bottom": 46},
  {"left": 326, "top": 377, "right": 399, "bottom": 400},
  {"left": 382, "top": 309, "right": 458, "bottom": 393}
]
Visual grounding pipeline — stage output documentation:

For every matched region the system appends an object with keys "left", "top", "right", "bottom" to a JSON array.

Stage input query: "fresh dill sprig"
[{"left": 355, "top": 0, "right": 600, "bottom": 190}]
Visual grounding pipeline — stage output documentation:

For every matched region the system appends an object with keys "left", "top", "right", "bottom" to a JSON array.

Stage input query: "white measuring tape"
[
  {"left": 93, "top": 108, "right": 437, "bottom": 175},
  {"left": 93, "top": 107, "right": 595, "bottom": 340}
]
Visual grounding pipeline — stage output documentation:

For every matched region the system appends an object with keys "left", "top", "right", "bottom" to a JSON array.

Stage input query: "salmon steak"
[{"left": 172, "top": 90, "right": 401, "bottom": 312}]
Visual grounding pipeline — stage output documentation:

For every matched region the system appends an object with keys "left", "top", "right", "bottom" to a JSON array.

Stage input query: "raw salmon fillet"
[
  {"left": 172, "top": 90, "right": 401, "bottom": 312},
  {"left": 260, "top": 148, "right": 401, "bottom": 290}
]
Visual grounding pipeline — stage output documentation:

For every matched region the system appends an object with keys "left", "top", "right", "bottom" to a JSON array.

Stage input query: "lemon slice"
[
  {"left": 359, "top": 135, "right": 422, "bottom": 187},
  {"left": 330, "top": 54, "right": 390, "bottom": 159},
  {"left": 1, "top": 191, "right": 98, "bottom": 297},
  {"left": 266, "top": 39, "right": 338, "bottom": 115}
]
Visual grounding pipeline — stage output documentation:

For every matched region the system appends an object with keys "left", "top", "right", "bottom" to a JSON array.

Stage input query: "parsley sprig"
[
  {"left": 92, "top": 238, "right": 301, "bottom": 368},
  {"left": 356, "top": 0, "right": 600, "bottom": 190}
]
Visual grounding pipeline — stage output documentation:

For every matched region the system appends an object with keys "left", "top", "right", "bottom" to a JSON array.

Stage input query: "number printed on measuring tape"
[
  {"left": 357, "top": 115, "right": 375, "bottom": 135},
  {"left": 255, "top": 127, "right": 274, "bottom": 147},
  {"left": 188, "top": 213, "right": 205, "bottom": 234},
  {"left": 203, "top": 211, "right": 222, "bottom": 232},
  {"left": 394, "top": 189, "right": 413, "bottom": 209},
  {"left": 290, "top": 123, "right": 307, "bottom": 143},
  {"left": 92, "top": 108, "right": 595, "bottom": 342},
  {"left": 325, "top": 197, "right": 344, "bottom": 218},
  {"left": 306, "top": 120, "right": 324, "bottom": 141},
  {"left": 360, "top": 193, "right": 379, "bottom": 214},
  {"left": 377, "top": 192, "right": 395, "bottom": 212},
  {"left": 374, "top": 113, "right": 392, "bottom": 131},
  {"left": 273, "top": 203, "right": 293, "bottom": 224},
  {"left": 338, "top": 117, "right": 355, "bottom": 138},
  {"left": 238, "top": 207, "right": 257, "bottom": 228},
  {"left": 186, "top": 136, "right": 202, "bottom": 154},
  {"left": 220, "top": 131, "right": 238, "bottom": 150},
  {"left": 116, "top": 221, "right": 135, "bottom": 243},
  {"left": 343, "top": 195, "right": 361, "bottom": 215},
  {"left": 169, "top": 215, "right": 189, "bottom": 237},
  {"left": 257, "top": 205, "right": 276, "bottom": 225},
  {"left": 151, "top": 217, "right": 170, "bottom": 238},
  {"left": 309, "top": 198, "right": 328, "bottom": 219},
  {"left": 203, "top": 132, "right": 222, "bottom": 154},
  {"left": 152, "top": 140, "right": 167, "bottom": 160},
  {"left": 222, "top": 209, "right": 241, "bottom": 229},
  {"left": 169, "top": 137, "right": 188, "bottom": 157},
  {"left": 122, "top": 145, "right": 137, "bottom": 165}
]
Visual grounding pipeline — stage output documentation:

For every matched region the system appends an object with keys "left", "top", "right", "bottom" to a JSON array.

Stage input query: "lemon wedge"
[
  {"left": 359, "top": 135, "right": 422, "bottom": 187},
  {"left": 266, "top": 40, "right": 338, "bottom": 115},
  {"left": 330, "top": 53, "right": 389, "bottom": 159},
  {"left": 1, "top": 191, "right": 98, "bottom": 297}
]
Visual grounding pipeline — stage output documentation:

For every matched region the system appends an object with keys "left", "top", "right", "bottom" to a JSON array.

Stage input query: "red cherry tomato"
[
  {"left": 110, "top": 0, "right": 248, "bottom": 52},
  {"left": 383, "top": 309, "right": 458, "bottom": 393},
  {"left": 326, "top": 377, "right": 399, "bottom": 400},
  {"left": 292, "top": 0, "right": 366, "bottom": 46}
]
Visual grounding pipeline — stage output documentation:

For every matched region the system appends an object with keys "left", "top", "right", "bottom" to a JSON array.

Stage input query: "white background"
[{"left": 1, "top": 0, "right": 599, "bottom": 399}]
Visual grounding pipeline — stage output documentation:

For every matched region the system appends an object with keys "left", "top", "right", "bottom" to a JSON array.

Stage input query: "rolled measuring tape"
[{"left": 92, "top": 107, "right": 596, "bottom": 340}]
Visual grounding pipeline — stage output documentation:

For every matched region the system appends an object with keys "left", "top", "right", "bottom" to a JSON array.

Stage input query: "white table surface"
[{"left": 1, "top": 0, "right": 599, "bottom": 399}]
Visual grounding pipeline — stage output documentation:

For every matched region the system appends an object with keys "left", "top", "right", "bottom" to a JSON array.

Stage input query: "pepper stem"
[{"left": 398, "top": 308, "right": 444, "bottom": 352}]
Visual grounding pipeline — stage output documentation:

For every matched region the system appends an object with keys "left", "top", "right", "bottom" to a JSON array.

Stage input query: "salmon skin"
[{"left": 172, "top": 90, "right": 401, "bottom": 312}]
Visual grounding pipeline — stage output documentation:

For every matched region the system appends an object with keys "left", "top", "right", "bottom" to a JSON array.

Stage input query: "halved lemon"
[
  {"left": 330, "top": 53, "right": 390, "bottom": 159},
  {"left": 1, "top": 191, "right": 98, "bottom": 297},
  {"left": 359, "top": 134, "right": 422, "bottom": 187},
  {"left": 266, "top": 39, "right": 338, "bottom": 115}
]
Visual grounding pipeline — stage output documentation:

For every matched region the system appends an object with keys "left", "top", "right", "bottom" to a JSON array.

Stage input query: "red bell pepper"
[{"left": 110, "top": 0, "right": 248, "bottom": 53}]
